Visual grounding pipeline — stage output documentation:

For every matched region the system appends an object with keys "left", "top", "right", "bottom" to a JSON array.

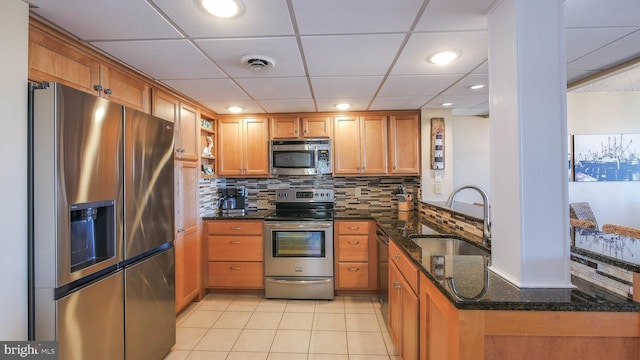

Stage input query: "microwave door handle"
[{"left": 314, "top": 148, "right": 319, "bottom": 174}]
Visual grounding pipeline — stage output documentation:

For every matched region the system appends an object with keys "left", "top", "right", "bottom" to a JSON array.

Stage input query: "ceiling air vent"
[{"left": 241, "top": 55, "right": 275, "bottom": 71}]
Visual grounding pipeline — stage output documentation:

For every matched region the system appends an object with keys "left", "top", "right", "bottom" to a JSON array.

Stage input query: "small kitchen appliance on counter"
[{"left": 218, "top": 187, "right": 247, "bottom": 215}]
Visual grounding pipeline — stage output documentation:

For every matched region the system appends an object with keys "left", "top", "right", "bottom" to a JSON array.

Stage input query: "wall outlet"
[
  {"left": 355, "top": 187, "right": 362, "bottom": 197},
  {"left": 434, "top": 183, "right": 443, "bottom": 194}
]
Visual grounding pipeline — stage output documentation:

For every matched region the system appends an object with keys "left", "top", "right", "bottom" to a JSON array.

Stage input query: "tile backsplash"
[{"left": 199, "top": 175, "right": 421, "bottom": 215}]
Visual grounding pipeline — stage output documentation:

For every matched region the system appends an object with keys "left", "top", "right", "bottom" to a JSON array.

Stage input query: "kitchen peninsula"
[{"left": 204, "top": 202, "right": 640, "bottom": 360}]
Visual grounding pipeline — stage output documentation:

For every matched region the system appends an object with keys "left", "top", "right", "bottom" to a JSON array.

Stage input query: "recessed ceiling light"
[
  {"left": 441, "top": 102, "right": 454, "bottom": 107},
  {"left": 428, "top": 50, "right": 461, "bottom": 65},
  {"left": 335, "top": 103, "right": 351, "bottom": 110},
  {"left": 201, "top": 0, "right": 242, "bottom": 18},
  {"left": 469, "top": 84, "right": 485, "bottom": 90},
  {"left": 227, "top": 106, "right": 243, "bottom": 113}
]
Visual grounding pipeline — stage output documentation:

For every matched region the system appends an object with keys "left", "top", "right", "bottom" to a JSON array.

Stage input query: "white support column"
[{"left": 488, "top": 0, "right": 572, "bottom": 287}]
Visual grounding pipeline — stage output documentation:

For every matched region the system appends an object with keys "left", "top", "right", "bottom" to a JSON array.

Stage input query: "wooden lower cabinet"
[
  {"left": 335, "top": 220, "right": 377, "bottom": 290},
  {"left": 205, "top": 220, "right": 264, "bottom": 289},
  {"left": 389, "top": 243, "right": 419, "bottom": 360},
  {"left": 418, "top": 273, "right": 640, "bottom": 359}
]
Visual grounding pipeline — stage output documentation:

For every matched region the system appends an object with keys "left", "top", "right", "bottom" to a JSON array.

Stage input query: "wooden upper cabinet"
[
  {"left": 29, "top": 20, "right": 151, "bottom": 113},
  {"left": 302, "top": 116, "right": 332, "bottom": 138},
  {"left": 152, "top": 88, "right": 180, "bottom": 123},
  {"left": 177, "top": 103, "right": 200, "bottom": 161},
  {"left": 389, "top": 114, "right": 420, "bottom": 175},
  {"left": 271, "top": 116, "right": 332, "bottom": 139},
  {"left": 100, "top": 64, "right": 150, "bottom": 112},
  {"left": 334, "top": 114, "right": 387, "bottom": 175},
  {"left": 29, "top": 22, "right": 100, "bottom": 95},
  {"left": 218, "top": 117, "right": 269, "bottom": 177}
]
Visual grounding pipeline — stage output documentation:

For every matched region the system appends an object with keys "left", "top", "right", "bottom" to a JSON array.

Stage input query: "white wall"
[
  {"left": 451, "top": 115, "right": 491, "bottom": 204},
  {"left": 0, "top": 0, "right": 29, "bottom": 340},
  {"left": 568, "top": 92, "right": 640, "bottom": 228}
]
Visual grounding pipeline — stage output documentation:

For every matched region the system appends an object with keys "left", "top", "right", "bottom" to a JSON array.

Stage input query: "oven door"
[{"left": 264, "top": 221, "right": 334, "bottom": 277}]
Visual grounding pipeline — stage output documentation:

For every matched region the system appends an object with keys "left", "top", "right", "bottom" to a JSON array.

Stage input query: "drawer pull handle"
[
  {"left": 229, "top": 241, "right": 241, "bottom": 244},
  {"left": 347, "top": 240, "right": 360, "bottom": 245},
  {"left": 229, "top": 227, "right": 241, "bottom": 230},
  {"left": 347, "top": 267, "right": 360, "bottom": 272},
  {"left": 394, "top": 254, "right": 400, "bottom": 259},
  {"left": 229, "top": 266, "right": 241, "bottom": 271},
  {"left": 348, "top": 226, "right": 360, "bottom": 230}
]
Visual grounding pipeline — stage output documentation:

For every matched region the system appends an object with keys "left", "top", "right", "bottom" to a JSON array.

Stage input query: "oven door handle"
[
  {"left": 265, "top": 222, "right": 333, "bottom": 230},
  {"left": 266, "top": 278, "right": 333, "bottom": 285}
]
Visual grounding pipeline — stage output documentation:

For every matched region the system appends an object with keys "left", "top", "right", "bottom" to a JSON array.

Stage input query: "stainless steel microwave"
[{"left": 270, "top": 139, "right": 332, "bottom": 176}]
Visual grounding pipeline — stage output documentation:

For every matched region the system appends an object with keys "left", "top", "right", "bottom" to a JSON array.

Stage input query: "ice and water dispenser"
[{"left": 69, "top": 200, "right": 116, "bottom": 273}]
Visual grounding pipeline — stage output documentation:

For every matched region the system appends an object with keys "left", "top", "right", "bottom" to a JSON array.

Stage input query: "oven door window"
[
  {"left": 272, "top": 150, "right": 315, "bottom": 169},
  {"left": 272, "top": 230, "right": 325, "bottom": 257}
]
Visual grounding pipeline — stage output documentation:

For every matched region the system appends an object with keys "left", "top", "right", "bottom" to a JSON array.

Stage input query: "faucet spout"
[{"left": 445, "top": 185, "right": 491, "bottom": 246}]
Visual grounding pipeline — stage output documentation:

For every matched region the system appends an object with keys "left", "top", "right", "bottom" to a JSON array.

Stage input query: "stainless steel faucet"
[{"left": 445, "top": 185, "right": 491, "bottom": 246}]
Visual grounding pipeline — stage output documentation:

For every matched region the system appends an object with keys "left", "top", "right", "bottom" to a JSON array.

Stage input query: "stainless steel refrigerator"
[{"left": 28, "top": 82, "right": 176, "bottom": 360}]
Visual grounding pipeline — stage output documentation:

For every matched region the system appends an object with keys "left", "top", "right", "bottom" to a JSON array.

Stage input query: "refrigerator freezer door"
[
  {"left": 33, "top": 82, "right": 124, "bottom": 289},
  {"left": 125, "top": 247, "right": 176, "bottom": 360},
  {"left": 123, "top": 108, "right": 175, "bottom": 260},
  {"left": 57, "top": 271, "right": 124, "bottom": 360}
]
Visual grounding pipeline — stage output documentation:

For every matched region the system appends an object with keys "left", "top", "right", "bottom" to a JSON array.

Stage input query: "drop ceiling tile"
[
  {"left": 302, "top": 34, "right": 406, "bottom": 76},
  {"left": 567, "top": 29, "right": 640, "bottom": 71},
  {"left": 565, "top": 0, "right": 640, "bottom": 27},
  {"left": 292, "top": 0, "right": 423, "bottom": 35},
  {"left": 30, "top": 0, "right": 181, "bottom": 40},
  {"left": 440, "top": 74, "right": 489, "bottom": 96},
  {"left": 310, "top": 76, "right": 384, "bottom": 99},
  {"left": 200, "top": 100, "right": 265, "bottom": 115},
  {"left": 93, "top": 39, "right": 225, "bottom": 80},
  {"left": 369, "top": 96, "right": 429, "bottom": 110},
  {"left": 235, "top": 77, "right": 311, "bottom": 100},
  {"left": 161, "top": 79, "right": 249, "bottom": 102},
  {"left": 258, "top": 99, "right": 317, "bottom": 113},
  {"left": 425, "top": 94, "right": 488, "bottom": 110},
  {"left": 416, "top": 0, "right": 494, "bottom": 31},
  {"left": 153, "top": 0, "right": 294, "bottom": 37},
  {"left": 392, "top": 31, "right": 488, "bottom": 75},
  {"left": 378, "top": 75, "right": 462, "bottom": 97},
  {"left": 473, "top": 61, "right": 489, "bottom": 74},
  {"left": 566, "top": 28, "right": 637, "bottom": 63},
  {"left": 196, "top": 37, "right": 305, "bottom": 78},
  {"left": 315, "top": 98, "right": 372, "bottom": 112}
]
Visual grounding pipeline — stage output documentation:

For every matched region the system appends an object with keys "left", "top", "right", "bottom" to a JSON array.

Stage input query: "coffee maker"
[{"left": 218, "top": 187, "right": 247, "bottom": 214}]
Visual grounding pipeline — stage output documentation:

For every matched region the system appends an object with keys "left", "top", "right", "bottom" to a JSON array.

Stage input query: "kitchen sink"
[{"left": 409, "top": 235, "right": 489, "bottom": 257}]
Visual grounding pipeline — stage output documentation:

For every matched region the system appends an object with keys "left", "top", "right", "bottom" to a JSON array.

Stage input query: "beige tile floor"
[{"left": 164, "top": 293, "right": 399, "bottom": 360}]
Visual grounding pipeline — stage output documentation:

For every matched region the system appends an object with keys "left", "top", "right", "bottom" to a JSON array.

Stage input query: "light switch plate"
[{"left": 434, "top": 183, "right": 443, "bottom": 194}]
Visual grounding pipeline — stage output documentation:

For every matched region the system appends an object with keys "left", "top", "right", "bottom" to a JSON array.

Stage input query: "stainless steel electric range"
[{"left": 264, "top": 189, "right": 335, "bottom": 300}]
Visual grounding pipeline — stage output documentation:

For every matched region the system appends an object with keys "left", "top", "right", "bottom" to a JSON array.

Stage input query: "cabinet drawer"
[
  {"left": 207, "top": 220, "right": 263, "bottom": 235},
  {"left": 389, "top": 241, "right": 418, "bottom": 293},
  {"left": 338, "top": 221, "right": 369, "bottom": 235},
  {"left": 207, "top": 261, "right": 264, "bottom": 288},
  {"left": 338, "top": 263, "right": 370, "bottom": 289},
  {"left": 207, "top": 235, "right": 263, "bottom": 261},
  {"left": 338, "top": 235, "right": 369, "bottom": 262}
]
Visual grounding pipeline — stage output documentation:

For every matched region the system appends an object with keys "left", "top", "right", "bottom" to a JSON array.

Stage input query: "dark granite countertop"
[{"left": 205, "top": 208, "right": 640, "bottom": 312}]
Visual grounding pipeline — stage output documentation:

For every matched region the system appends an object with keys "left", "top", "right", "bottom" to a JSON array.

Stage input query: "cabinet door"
[
  {"left": 389, "top": 114, "right": 420, "bottom": 175},
  {"left": 333, "top": 115, "right": 361, "bottom": 174},
  {"left": 175, "top": 161, "right": 200, "bottom": 313},
  {"left": 302, "top": 116, "right": 332, "bottom": 138},
  {"left": 218, "top": 118, "right": 244, "bottom": 176},
  {"left": 151, "top": 88, "right": 179, "bottom": 123},
  {"left": 360, "top": 115, "right": 388, "bottom": 175},
  {"left": 271, "top": 116, "right": 300, "bottom": 139},
  {"left": 100, "top": 64, "right": 150, "bottom": 113},
  {"left": 400, "top": 275, "right": 419, "bottom": 360},
  {"left": 29, "top": 23, "right": 100, "bottom": 95},
  {"left": 389, "top": 261, "right": 403, "bottom": 349},
  {"left": 243, "top": 117, "right": 270, "bottom": 176},
  {"left": 177, "top": 103, "right": 200, "bottom": 161}
]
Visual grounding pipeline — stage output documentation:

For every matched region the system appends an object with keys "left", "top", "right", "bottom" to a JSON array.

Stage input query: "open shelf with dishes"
[{"left": 200, "top": 114, "right": 216, "bottom": 178}]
